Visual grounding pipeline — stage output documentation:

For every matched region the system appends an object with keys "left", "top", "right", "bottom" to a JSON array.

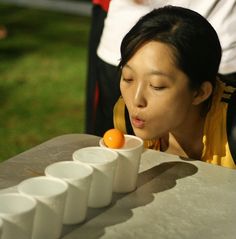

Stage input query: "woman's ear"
[{"left": 192, "top": 81, "right": 213, "bottom": 105}]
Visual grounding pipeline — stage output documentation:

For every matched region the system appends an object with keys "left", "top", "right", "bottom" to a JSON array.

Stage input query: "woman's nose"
[{"left": 134, "top": 83, "right": 147, "bottom": 107}]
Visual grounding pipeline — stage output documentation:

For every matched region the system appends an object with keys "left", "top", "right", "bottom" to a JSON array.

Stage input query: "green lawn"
[{"left": 0, "top": 3, "right": 91, "bottom": 161}]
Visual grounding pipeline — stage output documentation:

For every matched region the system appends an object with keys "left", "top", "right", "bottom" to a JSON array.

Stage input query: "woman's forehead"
[{"left": 125, "top": 41, "right": 178, "bottom": 70}]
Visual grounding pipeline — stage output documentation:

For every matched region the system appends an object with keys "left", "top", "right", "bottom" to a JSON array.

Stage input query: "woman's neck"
[{"left": 160, "top": 112, "right": 206, "bottom": 160}]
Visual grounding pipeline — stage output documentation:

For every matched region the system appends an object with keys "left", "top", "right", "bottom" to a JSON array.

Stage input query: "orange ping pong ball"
[{"left": 103, "top": 128, "right": 125, "bottom": 149}]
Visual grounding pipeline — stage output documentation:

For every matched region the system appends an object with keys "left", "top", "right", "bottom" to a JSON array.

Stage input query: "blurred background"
[{"left": 0, "top": 0, "right": 91, "bottom": 161}]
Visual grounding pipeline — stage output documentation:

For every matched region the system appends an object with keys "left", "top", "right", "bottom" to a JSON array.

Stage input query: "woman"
[{"left": 114, "top": 6, "right": 236, "bottom": 169}]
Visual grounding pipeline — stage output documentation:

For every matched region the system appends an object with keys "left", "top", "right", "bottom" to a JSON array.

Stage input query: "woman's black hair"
[{"left": 119, "top": 5, "right": 222, "bottom": 91}]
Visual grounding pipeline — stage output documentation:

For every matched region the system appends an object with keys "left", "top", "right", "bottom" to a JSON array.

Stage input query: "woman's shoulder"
[{"left": 202, "top": 79, "right": 236, "bottom": 168}]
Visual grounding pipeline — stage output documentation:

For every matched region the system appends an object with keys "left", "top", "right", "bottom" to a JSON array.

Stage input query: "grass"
[{"left": 0, "top": 3, "right": 91, "bottom": 161}]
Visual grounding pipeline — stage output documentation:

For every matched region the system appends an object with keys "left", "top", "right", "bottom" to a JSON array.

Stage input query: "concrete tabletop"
[
  {"left": 0, "top": 134, "right": 235, "bottom": 239},
  {"left": 0, "top": 134, "right": 100, "bottom": 189}
]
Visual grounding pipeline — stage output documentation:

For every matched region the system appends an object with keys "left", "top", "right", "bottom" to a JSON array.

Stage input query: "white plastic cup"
[
  {"left": 0, "top": 193, "right": 37, "bottom": 239},
  {"left": 73, "top": 146, "right": 118, "bottom": 208},
  {"left": 100, "top": 134, "right": 144, "bottom": 193},
  {"left": 17, "top": 176, "right": 68, "bottom": 239},
  {"left": 45, "top": 161, "right": 93, "bottom": 224}
]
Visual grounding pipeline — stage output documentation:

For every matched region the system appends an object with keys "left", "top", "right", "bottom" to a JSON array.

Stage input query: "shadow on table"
[{"left": 62, "top": 161, "right": 198, "bottom": 238}]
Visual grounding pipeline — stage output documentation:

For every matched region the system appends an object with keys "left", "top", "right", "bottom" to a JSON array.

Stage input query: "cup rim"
[
  {"left": 45, "top": 161, "right": 93, "bottom": 180},
  {"left": 0, "top": 193, "right": 37, "bottom": 216},
  {"left": 99, "top": 134, "right": 144, "bottom": 151},
  {"left": 17, "top": 176, "right": 68, "bottom": 198},
  {"left": 72, "top": 146, "right": 118, "bottom": 166}
]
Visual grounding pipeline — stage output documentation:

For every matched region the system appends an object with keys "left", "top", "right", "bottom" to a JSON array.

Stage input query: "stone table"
[{"left": 0, "top": 134, "right": 235, "bottom": 239}]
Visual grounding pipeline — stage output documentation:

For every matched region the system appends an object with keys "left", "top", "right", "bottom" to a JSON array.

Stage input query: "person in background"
[
  {"left": 87, "top": 0, "right": 149, "bottom": 137},
  {"left": 95, "top": 0, "right": 236, "bottom": 136},
  {"left": 85, "top": 0, "right": 111, "bottom": 135},
  {"left": 114, "top": 6, "right": 236, "bottom": 169}
]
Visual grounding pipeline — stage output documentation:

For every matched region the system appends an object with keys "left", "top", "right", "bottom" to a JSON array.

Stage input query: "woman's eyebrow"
[
  {"left": 123, "top": 64, "right": 174, "bottom": 81},
  {"left": 148, "top": 69, "right": 173, "bottom": 80},
  {"left": 123, "top": 64, "right": 133, "bottom": 71}
]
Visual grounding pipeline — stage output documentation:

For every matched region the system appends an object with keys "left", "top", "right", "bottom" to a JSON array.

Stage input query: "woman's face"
[{"left": 120, "top": 41, "right": 198, "bottom": 140}]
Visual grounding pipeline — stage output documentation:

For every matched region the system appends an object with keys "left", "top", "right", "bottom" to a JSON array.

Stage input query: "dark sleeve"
[{"left": 227, "top": 90, "right": 236, "bottom": 164}]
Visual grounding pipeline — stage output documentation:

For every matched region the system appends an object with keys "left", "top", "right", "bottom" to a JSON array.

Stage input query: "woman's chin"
[{"left": 132, "top": 128, "right": 155, "bottom": 140}]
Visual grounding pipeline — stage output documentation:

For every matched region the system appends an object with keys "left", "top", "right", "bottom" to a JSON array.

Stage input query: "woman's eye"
[
  {"left": 150, "top": 84, "right": 165, "bottom": 90},
  {"left": 122, "top": 78, "right": 133, "bottom": 83}
]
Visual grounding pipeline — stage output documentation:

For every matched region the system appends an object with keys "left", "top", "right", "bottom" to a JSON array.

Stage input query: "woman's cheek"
[{"left": 121, "top": 86, "right": 132, "bottom": 104}]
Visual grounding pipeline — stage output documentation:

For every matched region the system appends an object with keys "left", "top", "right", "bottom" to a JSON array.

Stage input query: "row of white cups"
[{"left": 0, "top": 135, "right": 143, "bottom": 239}]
